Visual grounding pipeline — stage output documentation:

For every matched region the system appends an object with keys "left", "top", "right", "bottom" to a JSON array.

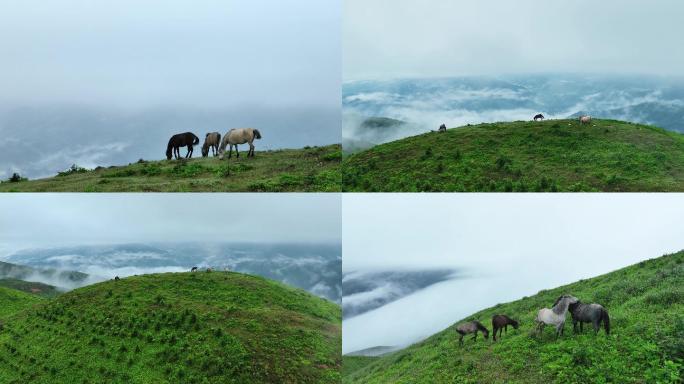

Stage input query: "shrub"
[
  {"left": 7, "top": 173, "right": 27, "bottom": 183},
  {"left": 58, "top": 164, "right": 88, "bottom": 177}
]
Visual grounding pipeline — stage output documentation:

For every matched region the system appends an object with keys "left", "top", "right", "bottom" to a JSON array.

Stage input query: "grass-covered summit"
[
  {"left": 342, "top": 119, "right": 684, "bottom": 191},
  {"left": 343, "top": 250, "right": 684, "bottom": 383},
  {"left": 0, "top": 144, "right": 341, "bottom": 192},
  {"left": 0, "top": 271, "right": 341, "bottom": 383}
]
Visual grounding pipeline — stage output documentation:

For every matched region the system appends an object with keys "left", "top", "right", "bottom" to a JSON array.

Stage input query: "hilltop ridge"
[{"left": 343, "top": 119, "right": 684, "bottom": 192}]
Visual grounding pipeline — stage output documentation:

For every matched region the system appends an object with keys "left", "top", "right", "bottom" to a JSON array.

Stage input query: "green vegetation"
[
  {"left": 343, "top": 356, "right": 377, "bottom": 377},
  {"left": 343, "top": 119, "right": 684, "bottom": 191},
  {"left": 0, "top": 271, "right": 341, "bottom": 383},
  {"left": 0, "top": 286, "right": 44, "bottom": 318},
  {"left": 344, "top": 250, "right": 684, "bottom": 383},
  {"left": 0, "top": 279, "right": 61, "bottom": 299},
  {"left": 0, "top": 144, "right": 341, "bottom": 192}
]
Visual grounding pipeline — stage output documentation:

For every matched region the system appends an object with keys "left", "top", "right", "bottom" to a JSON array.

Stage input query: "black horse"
[
  {"left": 166, "top": 132, "right": 200, "bottom": 160},
  {"left": 568, "top": 300, "right": 610, "bottom": 335},
  {"left": 533, "top": 113, "right": 545, "bottom": 121},
  {"left": 491, "top": 314, "right": 519, "bottom": 341},
  {"left": 438, "top": 123, "right": 447, "bottom": 132},
  {"left": 190, "top": 267, "right": 198, "bottom": 272}
]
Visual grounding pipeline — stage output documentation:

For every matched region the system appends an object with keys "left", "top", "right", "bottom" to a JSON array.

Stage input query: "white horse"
[
  {"left": 535, "top": 295, "right": 578, "bottom": 338},
  {"left": 219, "top": 128, "right": 262, "bottom": 159},
  {"left": 579, "top": 115, "right": 592, "bottom": 125}
]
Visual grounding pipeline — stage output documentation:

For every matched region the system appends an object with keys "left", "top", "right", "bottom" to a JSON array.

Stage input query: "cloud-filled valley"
[
  {"left": 1, "top": 242, "right": 341, "bottom": 303},
  {"left": 343, "top": 75, "right": 684, "bottom": 149}
]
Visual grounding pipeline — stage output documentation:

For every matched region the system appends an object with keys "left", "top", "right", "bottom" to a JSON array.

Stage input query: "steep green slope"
[
  {"left": 343, "top": 119, "right": 684, "bottom": 191},
  {"left": 0, "top": 286, "right": 44, "bottom": 318},
  {"left": 0, "top": 271, "right": 341, "bottom": 383},
  {"left": 344, "top": 251, "right": 684, "bottom": 384},
  {"left": 0, "top": 144, "right": 341, "bottom": 192},
  {"left": 0, "top": 279, "right": 61, "bottom": 298},
  {"left": 343, "top": 356, "right": 377, "bottom": 377}
]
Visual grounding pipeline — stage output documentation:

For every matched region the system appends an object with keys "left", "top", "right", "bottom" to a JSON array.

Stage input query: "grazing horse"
[
  {"left": 114, "top": 276, "right": 120, "bottom": 281},
  {"left": 579, "top": 115, "right": 592, "bottom": 125},
  {"left": 438, "top": 123, "right": 447, "bottom": 132},
  {"left": 535, "top": 295, "right": 578, "bottom": 338},
  {"left": 190, "top": 267, "right": 198, "bottom": 272},
  {"left": 491, "top": 314, "right": 519, "bottom": 341},
  {"left": 219, "top": 128, "right": 262, "bottom": 159},
  {"left": 455, "top": 321, "right": 489, "bottom": 345},
  {"left": 202, "top": 132, "right": 222, "bottom": 157},
  {"left": 166, "top": 132, "right": 200, "bottom": 160},
  {"left": 569, "top": 300, "right": 610, "bottom": 335},
  {"left": 533, "top": 114, "right": 545, "bottom": 121}
]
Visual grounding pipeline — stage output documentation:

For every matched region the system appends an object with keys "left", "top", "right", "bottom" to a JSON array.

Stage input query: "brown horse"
[
  {"left": 202, "top": 132, "right": 221, "bottom": 157},
  {"left": 456, "top": 321, "right": 489, "bottom": 345},
  {"left": 491, "top": 314, "right": 519, "bottom": 341},
  {"left": 166, "top": 132, "right": 200, "bottom": 160}
]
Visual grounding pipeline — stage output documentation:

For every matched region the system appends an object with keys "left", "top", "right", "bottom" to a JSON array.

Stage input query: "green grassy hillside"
[
  {"left": 0, "top": 286, "right": 44, "bottom": 318},
  {"left": 0, "top": 144, "right": 341, "bottom": 192},
  {"left": 0, "top": 271, "right": 341, "bottom": 383},
  {"left": 0, "top": 279, "right": 60, "bottom": 299},
  {"left": 344, "top": 251, "right": 684, "bottom": 384},
  {"left": 342, "top": 119, "right": 684, "bottom": 191}
]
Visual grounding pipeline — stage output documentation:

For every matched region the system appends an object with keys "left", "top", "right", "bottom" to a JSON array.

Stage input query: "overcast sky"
[
  {"left": 344, "top": 193, "right": 684, "bottom": 272},
  {"left": 344, "top": 0, "right": 684, "bottom": 80},
  {"left": 343, "top": 193, "right": 684, "bottom": 352},
  {"left": 0, "top": 194, "right": 340, "bottom": 254},
  {"left": 0, "top": 0, "right": 340, "bottom": 108}
]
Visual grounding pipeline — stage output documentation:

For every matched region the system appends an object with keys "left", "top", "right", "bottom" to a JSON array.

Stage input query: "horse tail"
[
  {"left": 253, "top": 129, "right": 262, "bottom": 139},
  {"left": 602, "top": 309, "right": 610, "bottom": 335}
]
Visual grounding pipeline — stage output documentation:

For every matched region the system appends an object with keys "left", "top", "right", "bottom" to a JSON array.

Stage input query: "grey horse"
[
  {"left": 455, "top": 321, "right": 489, "bottom": 345},
  {"left": 569, "top": 300, "right": 610, "bottom": 335}
]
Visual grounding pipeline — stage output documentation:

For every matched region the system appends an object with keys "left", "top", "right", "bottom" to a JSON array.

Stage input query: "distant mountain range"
[{"left": 2, "top": 242, "right": 341, "bottom": 302}]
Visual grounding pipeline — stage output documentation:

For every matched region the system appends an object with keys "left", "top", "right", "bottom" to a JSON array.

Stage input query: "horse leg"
[
  {"left": 228, "top": 145, "right": 233, "bottom": 159},
  {"left": 593, "top": 319, "right": 600, "bottom": 334},
  {"left": 249, "top": 142, "right": 255, "bottom": 157},
  {"left": 235, "top": 145, "right": 239, "bottom": 158},
  {"left": 505, "top": 325, "right": 508, "bottom": 334},
  {"left": 459, "top": 334, "right": 464, "bottom": 346},
  {"left": 472, "top": 333, "right": 477, "bottom": 342},
  {"left": 579, "top": 322, "right": 584, "bottom": 333}
]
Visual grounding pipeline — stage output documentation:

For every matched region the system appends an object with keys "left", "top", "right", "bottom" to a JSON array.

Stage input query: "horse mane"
[{"left": 166, "top": 137, "right": 174, "bottom": 158}]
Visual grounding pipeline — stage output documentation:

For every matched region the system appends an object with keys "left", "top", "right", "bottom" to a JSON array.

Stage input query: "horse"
[
  {"left": 569, "top": 300, "right": 610, "bottom": 335},
  {"left": 114, "top": 276, "right": 120, "bottom": 281},
  {"left": 166, "top": 132, "right": 200, "bottom": 160},
  {"left": 533, "top": 114, "right": 545, "bottom": 121},
  {"left": 218, "top": 128, "right": 262, "bottom": 159},
  {"left": 455, "top": 321, "right": 489, "bottom": 345},
  {"left": 190, "top": 267, "right": 198, "bottom": 272},
  {"left": 438, "top": 123, "right": 447, "bottom": 132},
  {"left": 201, "top": 132, "right": 222, "bottom": 157},
  {"left": 535, "top": 295, "right": 578, "bottom": 338},
  {"left": 579, "top": 115, "right": 592, "bottom": 125},
  {"left": 491, "top": 314, "right": 519, "bottom": 341}
]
